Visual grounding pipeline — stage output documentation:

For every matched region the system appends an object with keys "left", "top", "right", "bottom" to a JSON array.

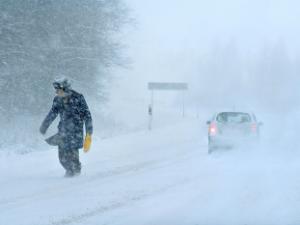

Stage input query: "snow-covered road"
[{"left": 1, "top": 118, "right": 300, "bottom": 225}]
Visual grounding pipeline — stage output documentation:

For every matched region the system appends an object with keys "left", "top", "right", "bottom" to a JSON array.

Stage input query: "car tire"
[
  {"left": 208, "top": 143, "right": 215, "bottom": 154},
  {"left": 208, "top": 137, "right": 216, "bottom": 154}
]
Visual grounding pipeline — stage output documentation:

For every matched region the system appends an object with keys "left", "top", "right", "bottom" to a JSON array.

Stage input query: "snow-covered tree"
[{"left": 0, "top": 0, "right": 130, "bottom": 115}]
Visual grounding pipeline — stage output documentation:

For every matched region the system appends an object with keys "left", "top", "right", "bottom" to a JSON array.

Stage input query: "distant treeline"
[{"left": 191, "top": 40, "right": 300, "bottom": 112}]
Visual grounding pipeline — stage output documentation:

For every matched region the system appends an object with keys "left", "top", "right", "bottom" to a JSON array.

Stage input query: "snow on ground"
[{"left": 1, "top": 112, "right": 300, "bottom": 225}]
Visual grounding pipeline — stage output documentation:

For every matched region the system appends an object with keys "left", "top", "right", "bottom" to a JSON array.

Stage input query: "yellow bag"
[{"left": 83, "top": 134, "right": 92, "bottom": 153}]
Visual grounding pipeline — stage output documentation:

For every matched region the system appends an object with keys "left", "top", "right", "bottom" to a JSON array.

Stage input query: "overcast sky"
[
  {"left": 126, "top": 0, "right": 300, "bottom": 53},
  {"left": 110, "top": 0, "right": 300, "bottom": 111}
]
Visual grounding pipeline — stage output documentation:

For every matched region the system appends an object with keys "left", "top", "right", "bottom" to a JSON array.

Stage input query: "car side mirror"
[{"left": 206, "top": 121, "right": 211, "bottom": 125}]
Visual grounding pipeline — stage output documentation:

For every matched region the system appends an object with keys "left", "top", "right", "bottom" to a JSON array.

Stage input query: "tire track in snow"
[
  {"left": 49, "top": 149, "right": 203, "bottom": 225},
  {"left": 0, "top": 146, "right": 201, "bottom": 209},
  {"left": 0, "top": 160, "right": 158, "bottom": 207},
  {"left": 49, "top": 177, "right": 192, "bottom": 225}
]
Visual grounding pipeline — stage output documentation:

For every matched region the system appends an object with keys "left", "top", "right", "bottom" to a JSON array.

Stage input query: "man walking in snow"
[{"left": 40, "top": 77, "right": 93, "bottom": 177}]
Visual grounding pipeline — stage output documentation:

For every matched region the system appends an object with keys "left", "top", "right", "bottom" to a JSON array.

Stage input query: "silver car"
[{"left": 207, "top": 111, "right": 262, "bottom": 154}]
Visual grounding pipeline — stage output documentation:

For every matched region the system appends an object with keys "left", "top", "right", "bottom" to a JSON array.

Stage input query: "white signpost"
[{"left": 147, "top": 82, "right": 188, "bottom": 130}]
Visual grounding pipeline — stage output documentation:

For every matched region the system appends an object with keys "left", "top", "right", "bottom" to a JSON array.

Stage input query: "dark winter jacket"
[{"left": 40, "top": 90, "right": 93, "bottom": 150}]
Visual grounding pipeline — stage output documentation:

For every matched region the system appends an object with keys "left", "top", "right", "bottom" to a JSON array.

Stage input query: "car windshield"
[{"left": 216, "top": 112, "right": 251, "bottom": 123}]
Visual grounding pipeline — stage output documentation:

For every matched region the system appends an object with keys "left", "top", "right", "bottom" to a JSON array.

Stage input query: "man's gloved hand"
[
  {"left": 83, "top": 133, "right": 92, "bottom": 153},
  {"left": 39, "top": 126, "right": 46, "bottom": 135}
]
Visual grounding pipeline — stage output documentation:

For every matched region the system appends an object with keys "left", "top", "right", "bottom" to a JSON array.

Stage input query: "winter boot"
[{"left": 64, "top": 170, "right": 74, "bottom": 178}]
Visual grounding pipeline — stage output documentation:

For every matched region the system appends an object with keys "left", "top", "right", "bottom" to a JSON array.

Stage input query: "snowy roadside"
[
  {"left": 1, "top": 114, "right": 300, "bottom": 225},
  {"left": 0, "top": 117, "right": 205, "bottom": 225}
]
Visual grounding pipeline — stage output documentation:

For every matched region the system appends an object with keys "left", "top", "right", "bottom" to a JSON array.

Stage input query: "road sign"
[
  {"left": 147, "top": 82, "right": 188, "bottom": 130},
  {"left": 148, "top": 82, "right": 188, "bottom": 91}
]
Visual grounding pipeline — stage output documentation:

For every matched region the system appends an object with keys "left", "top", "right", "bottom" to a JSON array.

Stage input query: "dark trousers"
[{"left": 58, "top": 147, "right": 81, "bottom": 173}]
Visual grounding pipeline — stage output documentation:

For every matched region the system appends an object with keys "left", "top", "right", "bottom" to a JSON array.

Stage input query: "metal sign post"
[
  {"left": 182, "top": 90, "right": 185, "bottom": 117},
  {"left": 148, "top": 104, "right": 153, "bottom": 130}
]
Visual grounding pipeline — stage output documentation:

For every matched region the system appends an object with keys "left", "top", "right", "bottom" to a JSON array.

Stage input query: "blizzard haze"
[
  {"left": 2, "top": 1, "right": 300, "bottom": 225},
  {"left": 105, "top": 1, "right": 300, "bottom": 222},
  {"left": 111, "top": 0, "right": 300, "bottom": 115}
]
